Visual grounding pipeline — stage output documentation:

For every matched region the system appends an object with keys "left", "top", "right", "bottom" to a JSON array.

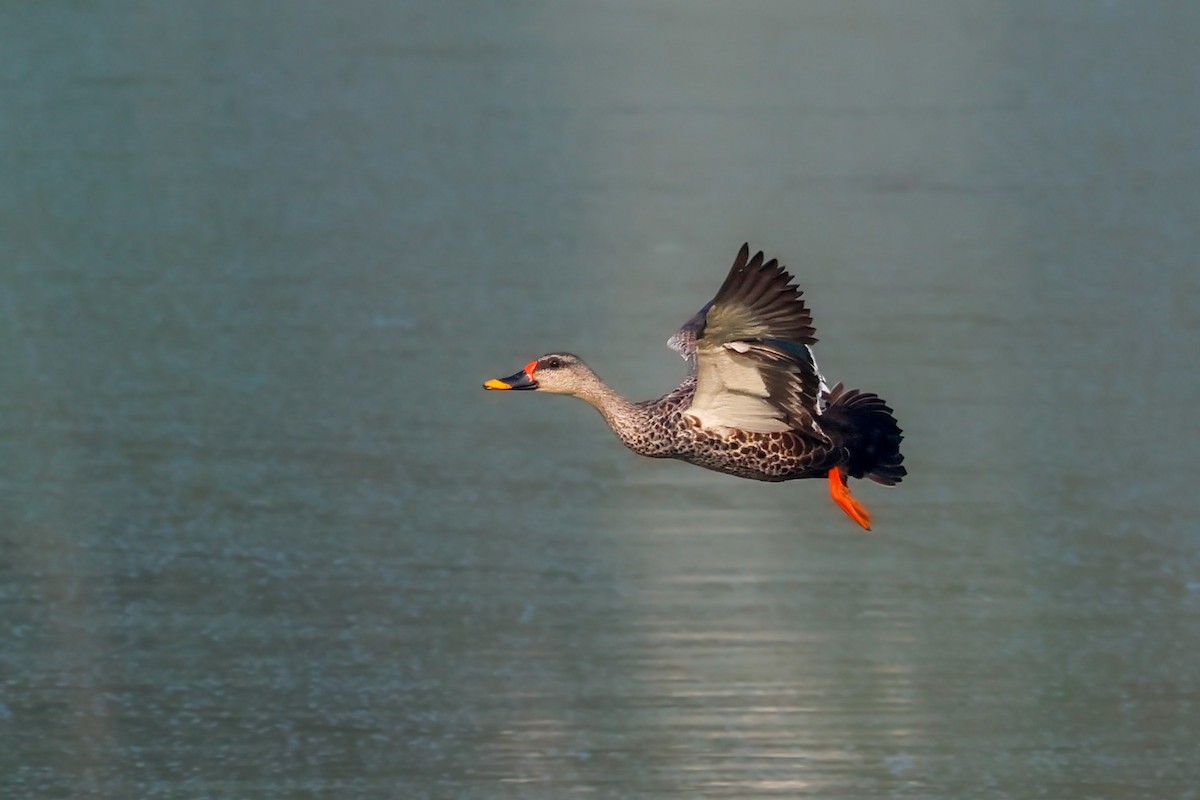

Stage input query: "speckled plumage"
[
  {"left": 595, "top": 375, "right": 846, "bottom": 481},
  {"left": 484, "top": 244, "right": 906, "bottom": 526}
]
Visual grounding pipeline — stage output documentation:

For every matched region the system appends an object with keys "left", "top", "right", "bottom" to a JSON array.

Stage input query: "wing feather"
[{"left": 678, "top": 244, "right": 830, "bottom": 437}]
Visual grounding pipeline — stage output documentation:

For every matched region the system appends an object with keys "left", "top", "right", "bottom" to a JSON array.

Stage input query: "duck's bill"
[{"left": 483, "top": 368, "right": 537, "bottom": 390}]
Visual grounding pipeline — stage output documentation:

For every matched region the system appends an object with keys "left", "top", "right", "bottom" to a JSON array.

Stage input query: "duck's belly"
[{"left": 670, "top": 428, "right": 835, "bottom": 482}]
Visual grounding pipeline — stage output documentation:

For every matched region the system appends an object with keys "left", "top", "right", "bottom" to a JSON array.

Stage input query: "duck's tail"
[{"left": 820, "top": 383, "right": 906, "bottom": 486}]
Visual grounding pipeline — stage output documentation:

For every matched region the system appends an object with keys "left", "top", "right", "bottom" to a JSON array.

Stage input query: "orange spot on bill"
[
  {"left": 523, "top": 359, "right": 539, "bottom": 376},
  {"left": 828, "top": 466, "right": 872, "bottom": 531}
]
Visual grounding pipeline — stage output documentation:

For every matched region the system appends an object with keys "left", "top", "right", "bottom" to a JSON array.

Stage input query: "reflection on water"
[{"left": 3, "top": 1, "right": 1199, "bottom": 797}]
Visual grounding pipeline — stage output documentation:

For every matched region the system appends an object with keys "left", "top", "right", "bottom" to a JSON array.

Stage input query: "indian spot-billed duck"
[{"left": 484, "top": 244, "right": 905, "bottom": 530}]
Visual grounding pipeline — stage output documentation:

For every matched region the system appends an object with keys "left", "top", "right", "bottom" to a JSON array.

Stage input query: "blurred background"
[{"left": 3, "top": 1, "right": 1199, "bottom": 797}]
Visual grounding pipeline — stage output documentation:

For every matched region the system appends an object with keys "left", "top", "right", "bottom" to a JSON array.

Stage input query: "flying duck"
[{"left": 484, "top": 244, "right": 906, "bottom": 529}]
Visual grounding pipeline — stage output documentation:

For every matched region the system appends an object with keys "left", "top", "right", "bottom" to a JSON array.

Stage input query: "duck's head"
[{"left": 483, "top": 352, "right": 592, "bottom": 395}]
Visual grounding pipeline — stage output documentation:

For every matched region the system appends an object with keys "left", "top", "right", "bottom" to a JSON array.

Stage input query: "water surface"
[{"left": 3, "top": 2, "right": 1199, "bottom": 798}]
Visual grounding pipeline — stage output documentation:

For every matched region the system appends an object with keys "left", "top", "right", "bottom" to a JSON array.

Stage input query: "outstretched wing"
[{"left": 678, "top": 244, "right": 829, "bottom": 437}]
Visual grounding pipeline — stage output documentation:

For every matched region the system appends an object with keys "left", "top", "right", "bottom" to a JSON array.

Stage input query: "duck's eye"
[{"left": 546, "top": 357, "right": 563, "bottom": 369}]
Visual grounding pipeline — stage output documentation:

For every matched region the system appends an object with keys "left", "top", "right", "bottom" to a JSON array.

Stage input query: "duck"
[{"left": 483, "top": 244, "right": 905, "bottom": 530}]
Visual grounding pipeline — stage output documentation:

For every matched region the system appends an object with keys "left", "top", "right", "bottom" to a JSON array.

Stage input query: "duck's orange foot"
[{"left": 828, "top": 466, "right": 872, "bottom": 531}]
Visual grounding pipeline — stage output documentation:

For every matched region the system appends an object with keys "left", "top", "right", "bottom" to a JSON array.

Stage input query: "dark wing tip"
[{"left": 704, "top": 243, "right": 817, "bottom": 347}]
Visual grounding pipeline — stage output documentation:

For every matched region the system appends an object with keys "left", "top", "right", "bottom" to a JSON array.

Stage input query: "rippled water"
[{"left": 3, "top": 2, "right": 1199, "bottom": 798}]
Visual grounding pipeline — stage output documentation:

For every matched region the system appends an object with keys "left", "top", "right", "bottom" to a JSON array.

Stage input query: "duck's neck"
[{"left": 575, "top": 381, "right": 653, "bottom": 454}]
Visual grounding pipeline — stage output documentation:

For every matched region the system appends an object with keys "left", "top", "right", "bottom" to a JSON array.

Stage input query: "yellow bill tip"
[{"left": 483, "top": 378, "right": 512, "bottom": 390}]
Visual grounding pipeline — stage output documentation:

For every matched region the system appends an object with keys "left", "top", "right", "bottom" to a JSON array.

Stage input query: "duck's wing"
[
  {"left": 678, "top": 244, "right": 830, "bottom": 437},
  {"left": 666, "top": 305, "right": 708, "bottom": 368}
]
